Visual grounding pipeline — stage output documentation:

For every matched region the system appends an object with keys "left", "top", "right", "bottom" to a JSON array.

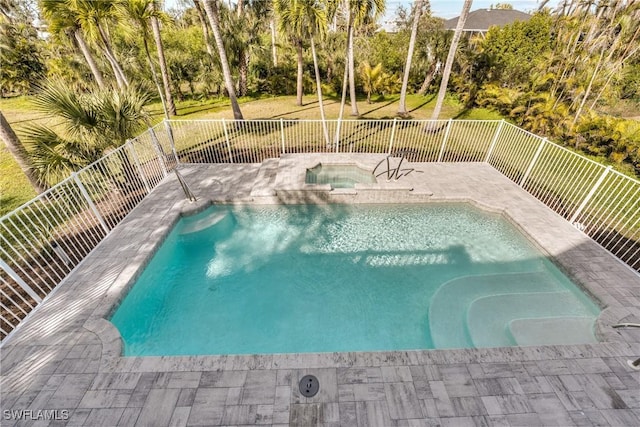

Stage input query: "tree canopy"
[{"left": 0, "top": 0, "right": 638, "bottom": 180}]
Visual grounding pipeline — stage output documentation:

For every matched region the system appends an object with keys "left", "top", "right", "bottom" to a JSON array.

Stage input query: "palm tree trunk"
[
  {"left": 335, "top": 25, "right": 351, "bottom": 147},
  {"left": 398, "top": 0, "right": 423, "bottom": 115},
  {"left": 238, "top": 51, "right": 249, "bottom": 97},
  {"left": 348, "top": 22, "right": 359, "bottom": 116},
  {"left": 150, "top": 7, "right": 177, "bottom": 116},
  {"left": 0, "top": 111, "right": 45, "bottom": 193},
  {"left": 194, "top": 0, "right": 215, "bottom": 59},
  {"left": 202, "top": 0, "right": 243, "bottom": 120},
  {"left": 430, "top": 0, "right": 473, "bottom": 120},
  {"left": 310, "top": 38, "right": 330, "bottom": 147},
  {"left": 97, "top": 24, "right": 129, "bottom": 88},
  {"left": 270, "top": 18, "right": 278, "bottom": 66},
  {"left": 296, "top": 40, "right": 304, "bottom": 106},
  {"left": 589, "top": 25, "right": 640, "bottom": 110},
  {"left": 418, "top": 63, "right": 436, "bottom": 95},
  {"left": 142, "top": 37, "right": 170, "bottom": 119},
  {"left": 572, "top": 49, "right": 604, "bottom": 126},
  {"left": 74, "top": 29, "right": 105, "bottom": 89},
  {"left": 102, "top": 47, "right": 126, "bottom": 89}
]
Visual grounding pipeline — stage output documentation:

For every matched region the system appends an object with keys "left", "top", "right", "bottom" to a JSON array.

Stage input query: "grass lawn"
[
  {"left": 0, "top": 144, "right": 36, "bottom": 216},
  {"left": 0, "top": 92, "right": 495, "bottom": 214}
]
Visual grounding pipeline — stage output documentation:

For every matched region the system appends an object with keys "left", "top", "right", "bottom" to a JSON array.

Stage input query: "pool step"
[
  {"left": 250, "top": 158, "right": 280, "bottom": 197},
  {"left": 466, "top": 292, "right": 597, "bottom": 348},
  {"left": 429, "top": 272, "right": 558, "bottom": 349},
  {"left": 508, "top": 316, "right": 596, "bottom": 346},
  {"left": 179, "top": 210, "right": 235, "bottom": 236}
]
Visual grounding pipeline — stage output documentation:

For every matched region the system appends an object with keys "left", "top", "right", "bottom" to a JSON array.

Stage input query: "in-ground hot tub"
[{"left": 305, "top": 163, "right": 376, "bottom": 188}]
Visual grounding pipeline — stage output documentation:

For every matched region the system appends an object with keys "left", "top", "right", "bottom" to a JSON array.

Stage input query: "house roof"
[{"left": 443, "top": 9, "right": 531, "bottom": 33}]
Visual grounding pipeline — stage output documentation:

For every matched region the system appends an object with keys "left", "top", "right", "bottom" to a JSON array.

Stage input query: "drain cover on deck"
[{"left": 299, "top": 375, "right": 319, "bottom": 397}]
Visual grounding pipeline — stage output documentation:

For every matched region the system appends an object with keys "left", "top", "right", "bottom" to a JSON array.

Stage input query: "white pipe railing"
[{"left": 1, "top": 119, "right": 638, "bottom": 342}]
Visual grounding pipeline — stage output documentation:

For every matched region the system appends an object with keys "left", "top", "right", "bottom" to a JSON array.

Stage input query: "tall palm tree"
[
  {"left": 150, "top": 1, "right": 176, "bottom": 116},
  {"left": 275, "top": 0, "right": 330, "bottom": 145},
  {"left": 344, "top": 0, "right": 386, "bottom": 116},
  {"left": 221, "top": 2, "right": 265, "bottom": 97},
  {"left": 430, "top": 0, "right": 472, "bottom": 120},
  {"left": 202, "top": 0, "right": 244, "bottom": 120},
  {"left": 398, "top": 0, "right": 424, "bottom": 115},
  {"left": 0, "top": 110, "right": 45, "bottom": 193},
  {"left": 270, "top": 18, "right": 278, "bottom": 66},
  {"left": 72, "top": 0, "right": 130, "bottom": 89},
  {"left": 193, "top": 0, "right": 215, "bottom": 59},
  {"left": 39, "top": 0, "right": 106, "bottom": 89},
  {"left": 117, "top": 0, "right": 175, "bottom": 117},
  {"left": 273, "top": 0, "right": 305, "bottom": 106}
]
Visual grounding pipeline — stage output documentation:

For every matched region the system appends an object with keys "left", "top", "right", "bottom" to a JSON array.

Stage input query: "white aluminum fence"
[
  {"left": 0, "top": 126, "right": 174, "bottom": 340},
  {"left": 1, "top": 118, "right": 638, "bottom": 342}
]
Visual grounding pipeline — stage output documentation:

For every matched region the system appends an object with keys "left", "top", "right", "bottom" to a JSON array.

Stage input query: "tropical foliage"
[
  {"left": 20, "top": 82, "right": 150, "bottom": 185},
  {"left": 1, "top": 0, "right": 639, "bottom": 187}
]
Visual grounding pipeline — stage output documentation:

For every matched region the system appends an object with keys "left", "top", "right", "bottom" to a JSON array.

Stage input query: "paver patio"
[{"left": 1, "top": 156, "right": 640, "bottom": 426}]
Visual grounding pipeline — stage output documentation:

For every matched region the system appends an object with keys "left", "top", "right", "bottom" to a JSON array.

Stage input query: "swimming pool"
[{"left": 110, "top": 204, "right": 600, "bottom": 356}]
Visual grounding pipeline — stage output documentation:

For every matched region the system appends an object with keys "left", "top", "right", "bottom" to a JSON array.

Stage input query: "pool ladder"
[
  {"left": 612, "top": 323, "right": 640, "bottom": 370},
  {"left": 174, "top": 169, "right": 197, "bottom": 202}
]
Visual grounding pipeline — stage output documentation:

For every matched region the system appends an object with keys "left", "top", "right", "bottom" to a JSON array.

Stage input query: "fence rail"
[{"left": 1, "top": 119, "right": 638, "bottom": 342}]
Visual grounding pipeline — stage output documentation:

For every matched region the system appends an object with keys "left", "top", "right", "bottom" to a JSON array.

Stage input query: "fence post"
[
  {"left": 280, "top": 118, "right": 286, "bottom": 154},
  {"left": 222, "top": 118, "right": 234, "bottom": 163},
  {"left": 437, "top": 119, "right": 453, "bottom": 162},
  {"left": 388, "top": 118, "right": 398, "bottom": 155},
  {"left": 72, "top": 173, "right": 110, "bottom": 234},
  {"left": 569, "top": 166, "right": 612, "bottom": 225},
  {"left": 334, "top": 117, "right": 342, "bottom": 153},
  {"left": 149, "top": 128, "right": 169, "bottom": 177},
  {"left": 519, "top": 138, "right": 547, "bottom": 187},
  {"left": 164, "top": 119, "right": 180, "bottom": 164},
  {"left": 127, "top": 141, "right": 151, "bottom": 194},
  {"left": 485, "top": 119, "right": 505, "bottom": 163},
  {"left": 0, "top": 259, "right": 42, "bottom": 303}
]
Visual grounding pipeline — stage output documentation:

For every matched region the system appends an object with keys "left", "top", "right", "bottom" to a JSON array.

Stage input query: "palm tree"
[
  {"left": 430, "top": 0, "right": 473, "bottom": 120},
  {"left": 398, "top": 0, "right": 424, "bottom": 115},
  {"left": 117, "top": 0, "right": 176, "bottom": 118},
  {"left": 275, "top": 0, "right": 330, "bottom": 146},
  {"left": 221, "top": 2, "right": 265, "bottom": 98},
  {"left": 39, "top": 0, "right": 106, "bottom": 89},
  {"left": 0, "top": 110, "right": 45, "bottom": 193},
  {"left": 572, "top": 3, "right": 640, "bottom": 124},
  {"left": 150, "top": 1, "right": 176, "bottom": 116},
  {"left": 72, "top": 0, "right": 130, "bottom": 89},
  {"left": 201, "top": 0, "right": 244, "bottom": 120},
  {"left": 193, "top": 0, "right": 215, "bottom": 59},
  {"left": 270, "top": 18, "right": 278, "bottom": 66},
  {"left": 273, "top": 0, "right": 305, "bottom": 106},
  {"left": 344, "top": 0, "right": 386, "bottom": 116},
  {"left": 360, "top": 61, "right": 382, "bottom": 103},
  {"left": 20, "top": 82, "right": 150, "bottom": 185}
]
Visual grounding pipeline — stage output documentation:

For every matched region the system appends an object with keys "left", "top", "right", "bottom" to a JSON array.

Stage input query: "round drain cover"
[{"left": 299, "top": 375, "right": 319, "bottom": 397}]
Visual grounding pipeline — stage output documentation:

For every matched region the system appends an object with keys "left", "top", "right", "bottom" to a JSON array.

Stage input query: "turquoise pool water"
[{"left": 110, "top": 204, "right": 600, "bottom": 356}]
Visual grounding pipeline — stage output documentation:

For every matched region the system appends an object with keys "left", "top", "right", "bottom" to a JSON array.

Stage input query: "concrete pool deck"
[{"left": 2, "top": 155, "right": 640, "bottom": 426}]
